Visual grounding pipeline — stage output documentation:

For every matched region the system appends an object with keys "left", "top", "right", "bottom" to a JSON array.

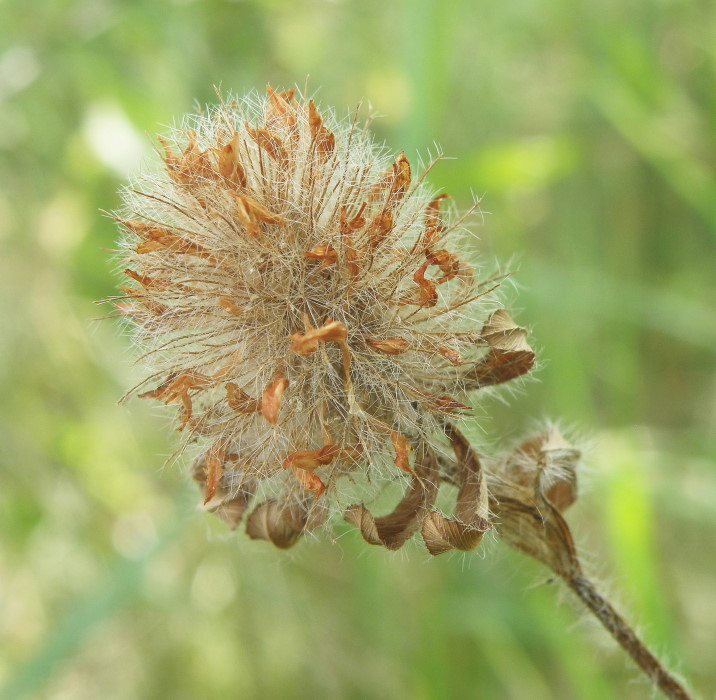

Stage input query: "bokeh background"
[{"left": 1, "top": 1, "right": 714, "bottom": 698}]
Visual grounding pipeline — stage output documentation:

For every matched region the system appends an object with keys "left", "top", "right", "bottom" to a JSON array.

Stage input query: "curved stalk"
[{"left": 563, "top": 574, "right": 693, "bottom": 700}]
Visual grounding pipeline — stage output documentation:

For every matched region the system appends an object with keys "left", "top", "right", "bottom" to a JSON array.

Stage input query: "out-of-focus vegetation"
[{"left": 0, "top": 1, "right": 714, "bottom": 698}]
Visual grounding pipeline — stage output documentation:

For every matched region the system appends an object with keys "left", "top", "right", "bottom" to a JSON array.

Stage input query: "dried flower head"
[{"left": 109, "top": 85, "right": 536, "bottom": 552}]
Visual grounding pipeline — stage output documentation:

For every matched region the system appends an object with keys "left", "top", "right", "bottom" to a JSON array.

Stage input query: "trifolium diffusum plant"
[{"left": 105, "top": 85, "right": 693, "bottom": 699}]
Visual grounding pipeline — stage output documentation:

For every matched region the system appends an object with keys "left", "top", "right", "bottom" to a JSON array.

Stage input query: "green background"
[{"left": 1, "top": 0, "right": 714, "bottom": 698}]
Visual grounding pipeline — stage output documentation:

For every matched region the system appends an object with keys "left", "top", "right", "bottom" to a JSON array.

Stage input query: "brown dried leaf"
[
  {"left": 204, "top": 486, "right": 254, "bottom": 529},
  {"left": 246, "top": 500, "right": 305, "bottom": 549},
  {"left": 344, "top": 442, "right": 438, "bottom": 550},
  {"left": 490, "top": 479, "right": 581, "bottom": 579},
  {"left": 464, "top": 309, "right": 535, "bottom": 389},
  {"left": 421, "top": 425, "right": 491, "bottom": 555}
]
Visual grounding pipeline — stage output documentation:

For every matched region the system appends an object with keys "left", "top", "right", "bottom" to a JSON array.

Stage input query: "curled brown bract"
[
  {"left": 245, "top": 496, "right": 327, "bottom": 549},
  {"left": 421, "top": 425, "right": 491, "bottom": 555},
  {"left": 463, "top": 308, "right": 535, "bottom": 389},
  {"left": 344, "top": 441, "right": 439, "bottom": 550}
]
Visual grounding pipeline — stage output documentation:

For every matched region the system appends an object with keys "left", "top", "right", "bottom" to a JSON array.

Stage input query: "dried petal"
[
  {"left": 158, "top": 135, "right": 189, "bottom": 184},
  {"left": 226, "top": 382, "right": 261, "bottom": 413},
  {"left": 138, "top": 370, "right": 214, "bottom": 431},
  {"left": 292, "top": 468, "right": 327, "bottom": 498},
  {"left": 282, "top": 445, "right": 337, "bottom": 471},
  {"left": 265, "top": 85, "right": 297, "bottom": 131},
  {"left": 261, "top": 372, "right": 289, "bottom": 424},
  {"left": 182, "top": 131, "right": 216, "bottom": 180},
  {"left": 364, "top": 337, "right": 410, "bottom": 355},
  {"left": 307, "top": 100, "right": 335, "bottom": 161},
  {"left": 123, "top": 268, "right": 164, "bottom": 290},
  {"left": 367, "top": 209, "right": 394, "bottom": 251},
  {"left": 218, "top": 297, "right": 244, "bottom": 315},
  {"left": 245, "top": 123, "right": 288, "bottom": 162},
  {"left": 130, "top": 224, "right": 217, "bottom": 261},
  {"left": 232, "top": 193, "right": 285, "bottom": 237},
  {"left": 289, "top": 320, "right": 348, "bottom": 356},
  {"left": 303, "top": 243, "right": 338, "bottom": 270},
  {"left": 436, "top": 345, "right": 463, "bottom": 366},
  {"left": 424, "top": 193, "right": 449, "bottom": 248},
  {"left": 391, "top": 431, "right": 413, "bottom": 474},
  {"left": 403, "top": 385, "right": 471, "bottom": 416},
  {"left": 400, "top": 260, "right": 438, "bottom": 307},
  {"left": 204, "top": 437, "right": 231, "bottom": 503},
  {"left": 216, "top": 132, "right": 247, "bottom": 187},
  {"left": 283, "top": 443, "right": 362, "bottom": 472},
  {"left": 426, "top": 249, "right": 461, "bottom": 284},
  {"left": 388, "top": 152, "right": 411, "bottom": 202},
  {"left": 339, "top": 205, "right": 363, "bottom": 280}
]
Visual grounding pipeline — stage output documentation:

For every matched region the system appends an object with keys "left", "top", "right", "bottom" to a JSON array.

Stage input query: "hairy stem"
[{"left": 563, "top": 574, "right": 693, "bottom": 700}]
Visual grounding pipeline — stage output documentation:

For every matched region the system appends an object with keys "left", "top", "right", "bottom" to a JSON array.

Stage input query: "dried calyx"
[{"left": 111, "top": 85, "right": 538, "bottom": 553}]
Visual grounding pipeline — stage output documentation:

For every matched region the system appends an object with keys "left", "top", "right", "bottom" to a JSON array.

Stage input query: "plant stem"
[{"left": 563, "top": 574, "right": 693, "bottom": 700}]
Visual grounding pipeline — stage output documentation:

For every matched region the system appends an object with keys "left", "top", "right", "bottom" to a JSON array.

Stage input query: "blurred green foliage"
[{"left": 0, "top": 0, "right": 714, "bottom": 698}]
